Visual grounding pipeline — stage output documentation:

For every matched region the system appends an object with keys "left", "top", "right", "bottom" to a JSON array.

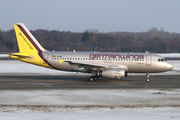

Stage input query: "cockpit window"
[{"left": 158, "top": 58, "right": 167, "bottom": 62}]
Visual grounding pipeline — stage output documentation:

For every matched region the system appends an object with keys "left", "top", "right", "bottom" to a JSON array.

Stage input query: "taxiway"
[{"left": 0, "top": 75, "right": 179, "bottom": 89}]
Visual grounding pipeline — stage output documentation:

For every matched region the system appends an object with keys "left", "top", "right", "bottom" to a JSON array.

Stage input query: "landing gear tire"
[
  {"left": 146, "top": 78, "right": 150, "bottom": 82},
  {"left": 94, "top": 76, "right": 99, "bottom": 81},
  {"left": 89, "top": 77, "right": 94, "bottom": 82}
]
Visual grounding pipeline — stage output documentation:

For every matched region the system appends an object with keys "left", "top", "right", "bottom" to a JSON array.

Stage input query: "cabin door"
[{"left": 146, "top": 55, "right": 152, "bottom": 66}]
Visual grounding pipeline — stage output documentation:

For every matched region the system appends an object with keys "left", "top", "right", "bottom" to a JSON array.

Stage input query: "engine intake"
[{"left": 99, "top": 68, "right": 125, "bottom": 79}]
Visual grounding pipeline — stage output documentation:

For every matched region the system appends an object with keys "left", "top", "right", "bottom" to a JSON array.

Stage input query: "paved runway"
[{"left": 0, "top": 75, "right": 179, "bottom": 89}]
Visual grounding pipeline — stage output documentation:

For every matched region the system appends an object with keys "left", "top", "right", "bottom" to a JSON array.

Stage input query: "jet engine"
[{"left": 98, "top": 68, "right": 125, "bottom": 79}]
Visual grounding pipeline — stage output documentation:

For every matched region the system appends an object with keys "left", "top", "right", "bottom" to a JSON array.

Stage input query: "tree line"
[{"left": 0, "top": 27, "right": 180, "bottom": 53}]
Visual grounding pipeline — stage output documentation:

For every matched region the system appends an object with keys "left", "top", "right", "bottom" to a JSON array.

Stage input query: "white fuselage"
[{"left": 42, "top": 51, "right": 173, "bottom": 73}]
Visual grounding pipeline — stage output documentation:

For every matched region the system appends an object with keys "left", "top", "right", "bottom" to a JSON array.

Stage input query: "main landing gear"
[
  {"left": 89, "top": 76, "right": 99, "bottom": 82},
  {"left": 146, "top": 73, "right": 150, "bottom": 82}
]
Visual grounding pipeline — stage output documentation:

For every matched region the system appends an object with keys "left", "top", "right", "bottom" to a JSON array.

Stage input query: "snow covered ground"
[
  {"left": 0, "top": 89, "right": 180, "bottom": 119},
  {"left": 0, "top": 107, "right": 179, "bottom": 120},
  {"left": 0, "top": 54, "right": 9, "bottom": 58},
  {"left": 1, "top": 89, "right": 180, "bottom": 107},
  {"left": 157, "top": 53, "right": 180, "bottom": 59},
  {"left": 0, "top": 60, "right": 85, "bottom": 75}
]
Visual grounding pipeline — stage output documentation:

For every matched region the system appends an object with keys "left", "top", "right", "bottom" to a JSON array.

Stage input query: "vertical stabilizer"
[{"left": 14, "top": 23, "right": 46, "bottom": 53}]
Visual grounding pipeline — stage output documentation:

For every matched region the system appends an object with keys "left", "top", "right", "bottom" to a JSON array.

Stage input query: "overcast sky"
[{"left": 1, "top": 0, "right": 180, "bottom": 33}]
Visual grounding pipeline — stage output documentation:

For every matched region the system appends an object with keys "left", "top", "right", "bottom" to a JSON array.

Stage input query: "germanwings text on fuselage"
[{"left": 89, "top": 54, "right": 144, "bottom": 59}]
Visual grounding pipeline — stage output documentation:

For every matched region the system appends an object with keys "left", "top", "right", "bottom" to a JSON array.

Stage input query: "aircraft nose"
[{"left": 165, "top": 63, "right": 174, "bottom": 71}]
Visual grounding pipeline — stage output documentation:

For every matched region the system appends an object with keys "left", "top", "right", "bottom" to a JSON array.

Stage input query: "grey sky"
[{"left": 1, "top": 0, "right": 180, "bottom": 33}]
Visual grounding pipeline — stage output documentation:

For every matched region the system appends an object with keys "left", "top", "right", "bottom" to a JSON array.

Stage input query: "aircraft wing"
[
  {"left": 64, "top": 61, "right": 128, "bottom": 71},
  {"left": 64, "top": 61, "right": 107, "bottom": 68}
]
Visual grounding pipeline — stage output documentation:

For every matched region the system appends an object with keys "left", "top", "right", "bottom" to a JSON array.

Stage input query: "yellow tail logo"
[{"left": 10, "top": 23, "right": 53, "bottom": 69}]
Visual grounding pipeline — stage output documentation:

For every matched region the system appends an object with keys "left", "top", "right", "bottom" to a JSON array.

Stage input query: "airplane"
[{"left": 9, "top": 23, "right": 174, "bottom": 82}]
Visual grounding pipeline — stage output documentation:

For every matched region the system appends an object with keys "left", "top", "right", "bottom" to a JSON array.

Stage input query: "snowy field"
[
  {"left": 0, "top": 55, "right": 180, "bottom": 119},
  {"left": 0, "top": 107, "right": 179, "bottom": 120},
  {"left": 0, "top": 89, "right": 180, "bottom": 119}
]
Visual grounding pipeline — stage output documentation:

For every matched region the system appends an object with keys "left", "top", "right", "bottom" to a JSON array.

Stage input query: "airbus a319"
[{"left": 10, "top": 23, "right": 174, "bottom": 82}]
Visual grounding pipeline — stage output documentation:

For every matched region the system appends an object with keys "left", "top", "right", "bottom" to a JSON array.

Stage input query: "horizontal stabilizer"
[{"left": 9, "top": 53, "right": 32, "bottom": 58}]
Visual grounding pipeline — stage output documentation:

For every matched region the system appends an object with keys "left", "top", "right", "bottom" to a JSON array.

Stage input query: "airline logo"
[
  {"left": 19, "top": 32, "right": 33, "bottom": 50},
  {"left": 89, "top": 54, "right": 144, "bottom": 59},
  {"left": 58, "top": 58, "right": 64, "bottom": 64}
]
